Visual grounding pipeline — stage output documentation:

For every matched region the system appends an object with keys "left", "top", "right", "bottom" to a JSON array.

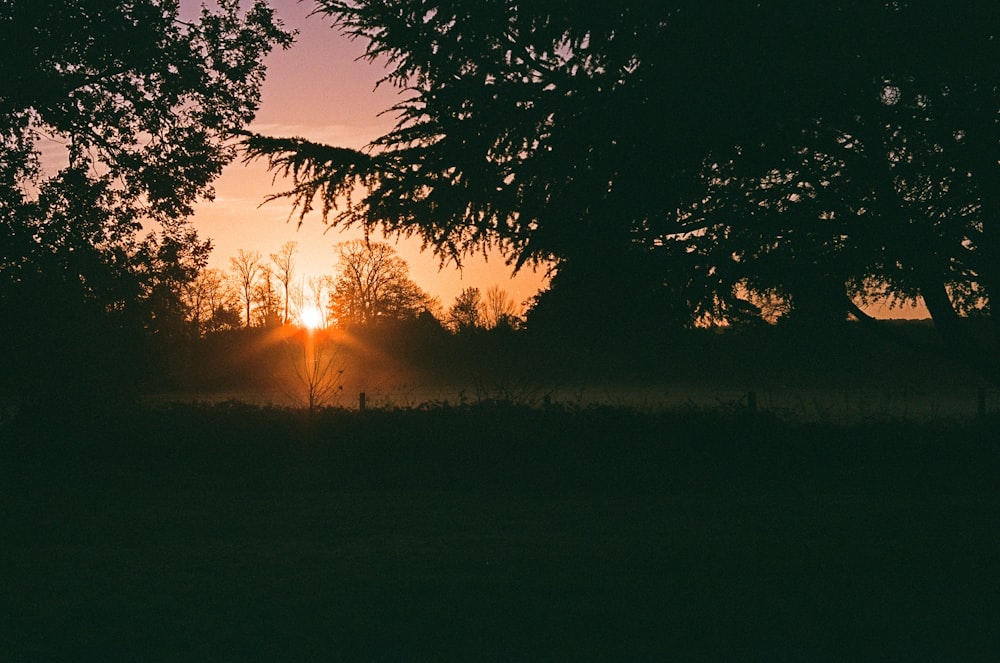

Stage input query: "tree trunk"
[{"left": 920, "top": 275, "right": 1000, "bottom": 386}]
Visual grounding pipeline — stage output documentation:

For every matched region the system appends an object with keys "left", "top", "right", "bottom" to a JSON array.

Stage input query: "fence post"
[
  {"left": 977, "top": 387, "right": 986, "bottom": 419},
  {"left": 359, "top": 391, "right": 366, "bottom": 413},
  {"left": 747, "top": 390, "right": 757, "bottom": 414}
]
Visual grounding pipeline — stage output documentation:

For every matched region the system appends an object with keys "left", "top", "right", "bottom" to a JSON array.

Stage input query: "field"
[
  {"left": 142, "top": 320, "right": 1000, "bottom": 423},
  {"left": 2, "top": 402, "right": 998, "bottom": 660}
]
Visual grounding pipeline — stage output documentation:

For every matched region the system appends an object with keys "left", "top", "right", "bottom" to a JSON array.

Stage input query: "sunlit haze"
[
  {"left": 300, "top": 303, "right": 324, "bottom": 330},
  {"left": 189, "top": 0, "right": 549, "bottom": 312}
]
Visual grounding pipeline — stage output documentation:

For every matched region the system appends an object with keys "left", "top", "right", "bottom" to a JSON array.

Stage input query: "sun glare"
[{"left": 301, "top": 305, "right": 324, "bottom": 330}]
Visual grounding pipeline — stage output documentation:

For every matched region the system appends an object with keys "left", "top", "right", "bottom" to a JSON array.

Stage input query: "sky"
[
  {"left": 190, "top": 0, "right": 925, "bottom": 320},
  {"left": 189, "top": 0, "right": 549, "bottom": 311}
]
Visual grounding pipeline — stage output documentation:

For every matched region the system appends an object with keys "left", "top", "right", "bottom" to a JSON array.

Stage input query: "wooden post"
[
  {"left": 747, "top": 391, "right": 757, "bottom": 414},
  {"left": 359, "top": 391, "right": 366, "bottom": 413},
  {"left": 977, "top": 387, "right": 986, "bottom": 419}
]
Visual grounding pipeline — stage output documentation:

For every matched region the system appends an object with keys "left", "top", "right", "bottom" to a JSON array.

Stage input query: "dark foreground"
[{"left": 1, "top": 403, "right": 998, "bottom": 660}]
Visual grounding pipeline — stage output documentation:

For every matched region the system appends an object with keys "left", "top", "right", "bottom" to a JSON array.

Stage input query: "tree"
[
  {"left": 182, "top": 268, "right": 217, "bottom": 335},
  {"left": 1, "top": 0, "right": 292, "bottom": 217},
  {"left": 253, "top": 265, "right": 283, "bottom": 327},
  {"left": 230, "top": 249, "right": 263, "bottom": 327},
  {"left": 284, "top": 329, "right": 345, "bottom": 415},
  {"left": 447, "top": 287, "right": 484, "bottom": 332},
  {"left": 294, "top": 275, "right": 334, "bottom": 328},
  {"left": 241, "top": 1, "right": 838, "bottom": 334},
  {"left": 659, "top": 4, "right": 999, "bottom": 377},
  {"left": 328, "top": 239, "right": 434, "bottom": 326},
  {"left": 270, "top": 241, "right": 298, "bottom": 324},
  {"left": 245, "top": 2, "right": 999, "bottom": 378},
  {"left": 183, "top": 267, "right": 243, "bottom": 335},
  {"left": 483, "top": 285, "right": 521, "bottom": 330},
  {"left": 0, "top": 0, "right": 292, "bottom": 399}
]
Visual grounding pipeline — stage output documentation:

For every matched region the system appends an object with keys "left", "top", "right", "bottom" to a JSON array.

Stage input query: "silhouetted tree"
[
  {"left": 483, "top": 285, "right": 521, "bottom": 330},
  {"left": 183, "top": 267, "right": 241, "bottom": 335},
  {"left": 210, "top": 304, "right": 244, "bottom": 333},
  {"left": 659, "top": 3, "right": 999, "bottom": 377},
  {"left": 329, "top": 239, "right": 435, "bottom": 327},
  {"left": 253, "top": 265, "right": 283, "bottom": 328},
  {"left": 447, "top": 287, "right": 484, "bottom": 332},
  {"left": 240, "top": 1, "right": 807, "bottom": 335},
  {"left": 145, "top": 224, "right": 213, "bottom": 339},
  {"left": 245, "top": 2, "right": 997, "bottom": 376},
  {"left": 0, "top": 0, "right": 291, "bottom": 400},
  {"left": 270, "top": 241, "right": 298, "bottom": 324},
  {"left": 230, "top": 249, "right": 263, "bottom": 328},
  {"left": 284, "top": 329, "right": 345, "bottom": 414},
  {"left": 242, "top": 2, "right": 684, "bottom": 269}
]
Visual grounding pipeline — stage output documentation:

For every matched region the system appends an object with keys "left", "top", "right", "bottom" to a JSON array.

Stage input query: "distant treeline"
[{"left": 150, "top": 318, "right": 978, "bottom": 406}]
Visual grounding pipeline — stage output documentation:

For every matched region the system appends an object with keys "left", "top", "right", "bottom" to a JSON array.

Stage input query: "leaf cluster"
[
  {"left": 246, "top": 2, "right": 997, "bottom": 374},
  {"left": 0, "top": 0, "right": 293, "bottom": 400}
]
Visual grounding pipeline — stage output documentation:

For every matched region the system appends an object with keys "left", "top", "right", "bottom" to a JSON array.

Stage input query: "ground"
[{"left": 1, "top": 404, "right": 997, "bottom": 659}]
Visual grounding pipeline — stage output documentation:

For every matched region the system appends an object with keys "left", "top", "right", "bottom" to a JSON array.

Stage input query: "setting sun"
[{"left": 300, "top": 305, "right": 324, "bottom": 330}]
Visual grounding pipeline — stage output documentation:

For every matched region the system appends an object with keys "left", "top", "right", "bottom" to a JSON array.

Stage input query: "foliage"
[
  {"left": 673, "top": 14, "right": 998, "bottom": 328},
  {"left": 445, "top": 284, "right": 523, "bottom": 333},
  {"left": 0, "top": 0, "right": 292, "bottom": 398},
  {"left": 663, "top": 3, "right": 998, "bottom": 377},
  {"left": 242, "top": 0, "right": 677, "bottom": 268}
]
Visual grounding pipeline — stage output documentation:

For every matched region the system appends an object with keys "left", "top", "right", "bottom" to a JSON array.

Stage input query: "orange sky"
[{"left": 190, "top": 0, "right": 549, "bottom": 312}]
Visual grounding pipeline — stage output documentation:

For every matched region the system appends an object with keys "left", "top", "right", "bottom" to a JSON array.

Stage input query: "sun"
[{"left": 300, "top": 305, "right": 324, "bottom": 330}]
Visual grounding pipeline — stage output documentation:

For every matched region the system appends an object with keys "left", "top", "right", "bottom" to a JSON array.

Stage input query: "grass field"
[{"left": 2, "top": 403, "right": 998, "bottom": 660}]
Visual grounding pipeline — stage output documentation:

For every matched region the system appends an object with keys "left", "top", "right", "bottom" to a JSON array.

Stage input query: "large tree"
[
  {"left": 244, "top": 2, "right": 997, "bottom": 374},
  {"left": 666, "top": 3, "right": 999, "bottom": 378},
  {"left": 0, "top": 0, "right": 292, "bottom": 399},
  {"left": 329, "top": 239, "right": 434, "bottom": 327}
]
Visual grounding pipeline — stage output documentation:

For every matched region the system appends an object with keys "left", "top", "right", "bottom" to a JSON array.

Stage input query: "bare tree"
[
  {"left": 308, "top": 275, "right": 333, "bottom": 328},
  {"left": 181, "top": 267, "right": 226, "bottom": 335},
  {"left": 484, "top": 284, "right": 521, "bottom": 330},
  {"left": 270, "top": 241, "right": 297, "bottom": 324},
  {"left": 180, "top": 266, "right": 243, "bottom": 334},
  {"left": 253, "top": 265, "right": 282, "bottom": 327},
  {"left": 289, "top": 278, "right": 306, "bottom": 324},
  {"left": 230, "top": 249, "right": 262, "bottom": 327},
  {"left": 284, "top": 330, "right": 345, "bottom": 415},
  {"left": 329, "top": 239, "right": 434, "bottom": 326},
  {"left": 181, "top": 271, "right": 211, "bottom": 335},
  {"left": 203, "top": 269, "right": 241, "bottom": 332}
]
